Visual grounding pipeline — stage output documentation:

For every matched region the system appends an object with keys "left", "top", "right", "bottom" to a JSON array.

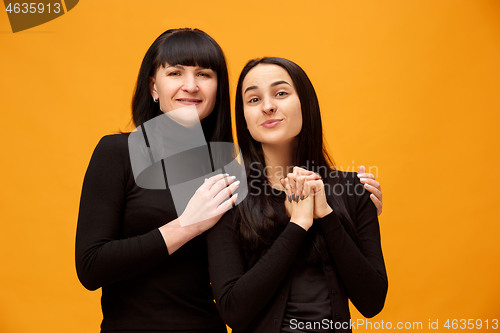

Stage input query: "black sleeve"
[
  {"left": 207, "top": 209, "right": 307, "bottom": 331},
  {"left": 75, "top": 135, "right": 169, "bottom": 291},
  {"left": 316, "top": 172, "right": 388, "bottom": 317}
]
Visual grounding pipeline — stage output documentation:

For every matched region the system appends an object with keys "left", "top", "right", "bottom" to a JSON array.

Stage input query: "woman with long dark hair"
[
  {"left": 207, "top": 57, "right": 388, "bottom": 333},
  {"left": 75, "top": 28, "right": 239, "bottom": 332}
]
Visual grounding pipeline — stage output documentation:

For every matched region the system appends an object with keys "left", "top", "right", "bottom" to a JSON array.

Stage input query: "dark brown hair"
[
  {"left": 235, "top": 57, "right": 358, "bottom": 259},
  {"left": 131, "top": 28, "right": 231, "bottom": 142}
]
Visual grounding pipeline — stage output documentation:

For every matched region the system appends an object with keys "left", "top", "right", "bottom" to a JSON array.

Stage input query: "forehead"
[
  {"left": 161, "top": 62, "right": 213, "bottom": 70},
  {"left": 242, "top": 64, "right": 293, "bottom": 90}
]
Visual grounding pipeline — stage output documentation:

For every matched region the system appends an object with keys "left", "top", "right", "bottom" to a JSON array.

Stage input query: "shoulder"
[
  {"left": 94, "top": 133, "right": 130, "bottom": 152},
  {"left": 324, "top": 169, "right": 374, "bottom": 219},
  {"left": 81, "top": 134, "right": 134, "bottom": 191},
  {"left": 91, "top": 133, "right": 131, "bottom": 161},
  {"left": 87, "top": 133, "right": 132, "bottom": 173},
  {"left": 324, "top": 170, "right": 364, "bottom": 195}
]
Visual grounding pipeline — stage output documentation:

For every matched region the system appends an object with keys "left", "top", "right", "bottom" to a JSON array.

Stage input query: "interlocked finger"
[
  {"left": 286, "top": 172, "right": 297, "bottom": 202},
  {"left": 293, "top": 166, "right": 320, "bottom": 179},
  {"left": 295, "top": 175, "right": 307, "bottom": 202},
  {"left": 281, "top": 177, "right": 293, "bottom": 203}
]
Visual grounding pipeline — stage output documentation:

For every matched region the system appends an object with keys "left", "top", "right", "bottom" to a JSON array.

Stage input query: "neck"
[{"left": 262, "top": 140, "right": 297, "bottom": 190}]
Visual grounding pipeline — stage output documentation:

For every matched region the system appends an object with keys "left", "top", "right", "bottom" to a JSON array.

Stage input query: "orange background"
[{"left": 1, "top": 0, "right": 499, "bottom": 332}]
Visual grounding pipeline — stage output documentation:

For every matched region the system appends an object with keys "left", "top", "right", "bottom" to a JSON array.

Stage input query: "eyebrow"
[
  {"left": 165, "top": 65, "right": 184, "bottom": 70},
  {"left": 244, "top": 80, "right": 291, "bottom": 94},
  {"left": 165, "top": 65, "right": 213, "bottom": 71}
]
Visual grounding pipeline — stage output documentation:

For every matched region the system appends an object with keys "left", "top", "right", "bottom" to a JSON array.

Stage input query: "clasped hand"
[{"left": 280, "top": 167, "right": 332, "bottom": 231}]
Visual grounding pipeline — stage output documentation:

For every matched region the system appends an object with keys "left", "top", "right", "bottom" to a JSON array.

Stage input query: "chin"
[
  {"left": 259, "top": 137, "right": 294, "bottom": 146},
  {"left": 198, "top": 111, "right": 211, "bottom": 121}
]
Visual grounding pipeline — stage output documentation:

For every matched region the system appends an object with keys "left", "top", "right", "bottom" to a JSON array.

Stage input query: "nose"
[
  {"left": 262, "top": 98, "right": 276, "bottom": 114},
  {"left": 181, "top": 73, "right": 199, "bottom": 93}
]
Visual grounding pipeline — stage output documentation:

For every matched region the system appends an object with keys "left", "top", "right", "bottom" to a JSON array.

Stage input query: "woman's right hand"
[{"left": 178, "top": 173, "right": 240, "bottom": 232}]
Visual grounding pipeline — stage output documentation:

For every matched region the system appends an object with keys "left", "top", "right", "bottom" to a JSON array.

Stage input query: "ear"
[{"left": 149, "top": 76, "right": 158, "bottom": 100}]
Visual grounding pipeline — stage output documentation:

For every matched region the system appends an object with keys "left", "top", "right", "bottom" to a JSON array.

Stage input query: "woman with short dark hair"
[{"left": 75, "top": 28, "right": 238, "bottom": 332}]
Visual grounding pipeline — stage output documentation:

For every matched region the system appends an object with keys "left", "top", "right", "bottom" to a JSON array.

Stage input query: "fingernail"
[
  {"left": 365, "top": 183, "right": 370, "bottom": 188},
  {"left": 223, "top": 173, "right": 229, "bottom": 176},
  {"left": 233, "top": 193, "right": 238, "bottom": 199},
  {"left": 234, "top": 180, "right": 240, "bottom": 186},
  {"left": 291, "top": 193, "right": 295, "bottom": 202},
  {"left": 288, "top": 195, "right": 292, "bottom": 203},
  {"left": 295, "top": 194, "right": 300, "bottom": 203},
  {"left": 231, "top": 176, "right": 236, "bottom": 180},
  {"left": 300, "top": 195, "right": 305, "bottom": 200}
]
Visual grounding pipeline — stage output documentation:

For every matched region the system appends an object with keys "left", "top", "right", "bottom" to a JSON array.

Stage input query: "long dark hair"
[
  {"left": 235, "top": 57, "right": 357, "bottom": 260},
  {"left": 131, "top": 28, "right": 232, "bottom": 142}
]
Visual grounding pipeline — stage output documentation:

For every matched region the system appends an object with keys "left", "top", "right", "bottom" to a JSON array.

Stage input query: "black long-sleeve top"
[
  {"left": 207, "top": 171, "right": 387, "bottom": 333},
  {"left": 75, "top": 134, "right": 227, "bottom": 333}
]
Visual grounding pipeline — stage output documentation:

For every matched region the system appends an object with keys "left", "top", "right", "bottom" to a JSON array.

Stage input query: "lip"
[
  {"left": 261, "top": 119, "right": 283, "bottom": 128},
  {"left": 176, "top": 98, "right": 203, "bottom": 105}
]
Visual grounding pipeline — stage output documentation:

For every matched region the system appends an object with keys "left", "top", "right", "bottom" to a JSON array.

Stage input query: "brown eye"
[{"left": 198, "top": 72, "right": 211, "bottom": 78}]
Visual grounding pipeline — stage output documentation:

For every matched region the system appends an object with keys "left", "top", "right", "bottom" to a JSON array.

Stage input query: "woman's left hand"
[
  {"left": 304, "top": 178, "right": 333, "bottom": 219},
  {"left": 357, "top": 165, "right": 383, "bottom": 216}
]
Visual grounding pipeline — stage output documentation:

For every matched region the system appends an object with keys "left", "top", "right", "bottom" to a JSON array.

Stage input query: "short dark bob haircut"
[{"left": 131, "top": 28, "right": 232, "bottom": 142}]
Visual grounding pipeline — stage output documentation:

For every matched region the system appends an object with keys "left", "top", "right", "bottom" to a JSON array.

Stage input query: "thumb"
[{"left": 358, "top": 165, "right": 366, "bottom": 174}]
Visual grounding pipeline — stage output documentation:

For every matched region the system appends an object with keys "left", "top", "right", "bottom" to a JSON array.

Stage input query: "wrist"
[
  {"left": 181, "top": 219, "right": 208, "bottom": 237},
  {"left": 177, "top": 214, "right": 208, "bottom": 235},
  {"left": 316, "top": 205, "right": 333, "bottom": 219},
  {"left": 158, "top": 218, "right": 205, "bottom": 255},
  {"left": 290, "top": 216, "right": 313, "bottom": 231},
  {"left": 160, "top": 218, "right": 205, "bottom": 240}
]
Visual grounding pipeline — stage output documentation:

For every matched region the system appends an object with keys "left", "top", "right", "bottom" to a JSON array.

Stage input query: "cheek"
[
  {"left": 290, "top": 100, "right": 303, "bottom": 134},
  {"left": 205, "top": 80, "right": 218, "bottom": 101},
  {"left": 243, "top": 109, "right": 251, "bottom": 129},
  {"left": 294, "top": 117, "right": 303, "bottom": 136},
  {"left": 157, "top": 80, "right": 176, "bottom": 97},
  {"left": 243, "top": 108, "right": 258, "bottom": 134}
]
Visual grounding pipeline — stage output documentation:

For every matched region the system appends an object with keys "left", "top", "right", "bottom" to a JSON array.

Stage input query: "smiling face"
[
  {"left": 242, "top": 64, "right": 303, "bottom": 146},
  {"left": 150, "top": 64, "right": 218, "bottom": 121}
]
